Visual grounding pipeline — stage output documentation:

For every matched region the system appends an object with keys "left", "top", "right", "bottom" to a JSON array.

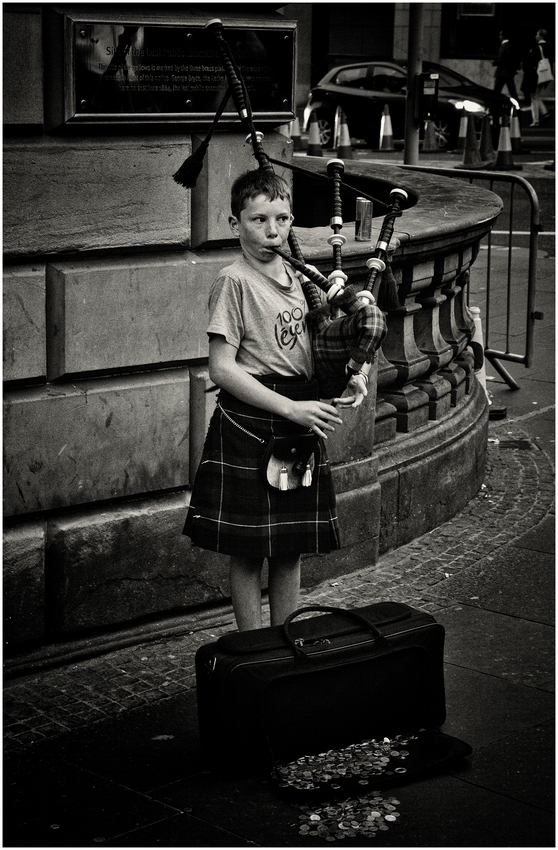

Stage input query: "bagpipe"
[{"left": 173, "top": 19, "right": 409, "bottom": 489}]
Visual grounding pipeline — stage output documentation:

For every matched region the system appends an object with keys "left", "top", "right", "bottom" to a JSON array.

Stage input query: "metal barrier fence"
[{"left": 401, "top": 165, "right": 542, "bottom": 389}]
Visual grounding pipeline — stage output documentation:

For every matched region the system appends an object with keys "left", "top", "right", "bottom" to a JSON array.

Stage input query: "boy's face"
[{"left": 229, "top": 193, "right": 292, "bottom": 265}]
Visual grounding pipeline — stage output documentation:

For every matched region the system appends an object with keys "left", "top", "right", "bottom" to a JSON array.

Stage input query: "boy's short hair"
[{"left": 231, "top": 169, "right": 292, "bottom": 219}]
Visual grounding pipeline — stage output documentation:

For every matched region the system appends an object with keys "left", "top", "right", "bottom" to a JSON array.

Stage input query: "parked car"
[{"left": 303, "top": 60, "right": 518, "bottom": 149}]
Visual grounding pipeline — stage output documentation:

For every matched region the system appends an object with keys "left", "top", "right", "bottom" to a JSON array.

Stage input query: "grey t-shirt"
[{"left": 207, "top": 255, "right": 316, "bottom": 378}]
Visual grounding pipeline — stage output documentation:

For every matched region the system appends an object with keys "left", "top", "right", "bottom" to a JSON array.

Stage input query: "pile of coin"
[
  {"left": 290, "top": 793, "right": 401, "bottom": 841},
  {"left": 276, "top": 734, "right": 417, "bottom": 792}
]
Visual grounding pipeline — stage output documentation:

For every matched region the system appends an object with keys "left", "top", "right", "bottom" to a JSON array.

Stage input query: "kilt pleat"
[{"left": 183, "top": 377, "right": 341, "bottom": 558}]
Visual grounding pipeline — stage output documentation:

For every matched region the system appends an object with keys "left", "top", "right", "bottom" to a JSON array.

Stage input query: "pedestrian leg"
[
  {"left": 531, "top": 92, "right": 541, "bottom": 125},
  {"left": 537, "top": 85, "right": 549, "bottom": 118}
]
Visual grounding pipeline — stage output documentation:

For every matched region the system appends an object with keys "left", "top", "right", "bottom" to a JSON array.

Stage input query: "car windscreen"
[
  {"left": 366, "top": 66, "right": 406, "bottom": 93},
  {"left": 333, "top": 67, "right": 369, "bottom": 87},
  {"left": 334, "top": 65, "right": 406, "bottom": 94},
  {"left": 429, "top": 68, "right": 475, "bottom": 90}
]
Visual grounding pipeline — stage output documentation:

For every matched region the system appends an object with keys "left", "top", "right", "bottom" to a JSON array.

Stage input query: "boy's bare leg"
[
  {"left": 230, "top": 555, "right": 264, "bottom": 631},
  {"left": 268, "top": 554, "right": 301, "bottom": 626}
]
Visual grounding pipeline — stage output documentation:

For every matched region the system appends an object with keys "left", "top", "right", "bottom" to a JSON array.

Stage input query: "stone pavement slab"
[
  {"left": 3, "top": 747, "right": 183, "bottom": 848},
  {"left": 5, "top": 673, "right": 555, "bottom": 847},
  {"left": 447, "top": 720, "right": 554, "bottom": 812},
  {"left": 440, "top": 605, "right": 554, "bottom": 690},
  {"left": 36, "top": 692, "right": 203, "bottom": 795},
  {"left": 148, "top": 767, "right": 554, "bottom": 848},
  {"left": 359, "top": 772, "right": 555, "bottom": 848},
  {"left": 515, "top": 513, "right": 555, "bottom": 553},
  {"left": 440, "top": 664, "right": 554, "bottom": 749},
  {"left": 107, "top": 814, "right": 252, "bottom": 847},
  {"left": 430, "top": 544, "right": 555, "bottom": 625}
]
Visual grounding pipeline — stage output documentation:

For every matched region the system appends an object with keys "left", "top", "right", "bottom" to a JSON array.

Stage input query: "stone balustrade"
[{"left": 291, "top": 159, "right": 501, "bottom": 554}]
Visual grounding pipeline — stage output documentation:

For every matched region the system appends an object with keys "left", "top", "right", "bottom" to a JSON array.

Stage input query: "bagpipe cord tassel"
[
  {"left": 376, "top": 259, "right": 400, "bottom": 312},
  {"left": 172, "top": 86, "right": 231, "bottom": 188}
]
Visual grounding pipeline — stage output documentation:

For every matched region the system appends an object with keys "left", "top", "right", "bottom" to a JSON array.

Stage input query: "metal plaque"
[{"left": 68, "top": 21, "right": 294, "bottom": 126}]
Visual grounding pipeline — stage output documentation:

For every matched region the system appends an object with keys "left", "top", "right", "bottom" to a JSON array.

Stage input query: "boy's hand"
[
  {"left": 289, "top": 400, "right": 343, "bottom": 439},
  {"left": 333, "top": 373, "right": 368, "bottom": 408}
]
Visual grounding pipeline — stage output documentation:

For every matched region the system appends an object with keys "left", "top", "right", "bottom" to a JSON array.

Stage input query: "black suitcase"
[{"left": 195, "top": 602, "right": 447, "bottom": 772}]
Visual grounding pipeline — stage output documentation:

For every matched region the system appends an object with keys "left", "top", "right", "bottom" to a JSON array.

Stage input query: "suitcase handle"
[{"left": 283, "top": 605, "right": 390, "bottom": 662}]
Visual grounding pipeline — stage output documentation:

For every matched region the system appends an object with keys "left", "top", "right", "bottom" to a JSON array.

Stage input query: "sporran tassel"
[
  {"left": 302, "top": 463, "right": 313, "bottom": 487},
  {"left": 279, "top": 466, "right": 289, "bottom": 491}
]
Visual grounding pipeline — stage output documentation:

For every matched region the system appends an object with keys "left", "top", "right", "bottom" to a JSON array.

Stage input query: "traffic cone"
[
  {"left": 458, "top": 114, "right": 485, "bottom": 169},
  {"left": 493, "top": 115, "right": 522, "bottom": 170},
  {"left": 333, "top": 106, "right": 342, "bottom": 150},
  {"left": 336, "top": 109, "right": 353, "bottom": 159},
  {"left": 422, "top": 118, "right": 438, "bottom": 152},
  {"left": 510, "top": 109, "right": 526, "bottom": 154},
  {"left": 306, "top": 111, "right": 323, "bottom": 157},
  {"left": 290, "top": 116, "right": 304, "bottom": 151},
  {"left": 468, "top": 306, "right": 489, "bottom": 401},
  {"left": 479, "top": 115, "right": 496, "bottom": 165},
  {"left": 456, "top": 112, "right": 468, "bottom": 152},
  {"left": 379, "top": 105, "right": 395, "bottom": 151},
  {"left": 469, "top": 305, "right": 507, "bottom": 419}
]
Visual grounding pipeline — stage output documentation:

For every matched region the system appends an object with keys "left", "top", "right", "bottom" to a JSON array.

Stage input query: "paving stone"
[
  {"left": 3, "top": 748, "right": 182, "bottom": 848},
  {"left": 439, "top": 606, "right": 554, "bottom": 690},
  {"left": 430, "top": 546, "right": 555, "bottom": 626},
  {"left": 448, "top": 720, "right": 555, "bottom": 812}
]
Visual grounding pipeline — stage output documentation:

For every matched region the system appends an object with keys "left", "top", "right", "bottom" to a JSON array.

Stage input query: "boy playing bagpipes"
[
  {"left": 181, "top": 22, "right": 398, "bottom": 632},
  {"left": 184, "top": 169, "right": 350, "bottom": 632}
]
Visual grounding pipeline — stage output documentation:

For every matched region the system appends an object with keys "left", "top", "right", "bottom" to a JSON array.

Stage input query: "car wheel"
[
  {"left": 317, "top": 116, "right": 334, "bottom": 148},
  {"left": 432, "top": 117, "right": 451, "bottom": 148}
]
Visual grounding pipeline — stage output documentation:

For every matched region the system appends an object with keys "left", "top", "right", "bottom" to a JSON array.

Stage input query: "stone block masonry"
[
  {"left": 3, "top": 137, "right": 192, "bottom": 258},
  {"left": 3, "top": 522, "right": 46, "bottom": 647},
  {"left": 45, "top": 252, "right": 231, "bottom": 379},
  {"left": 4, "top": 370, "right": 191, "bottom": 515},
  {"left": 3, "top": 265, "right": 46, "bottom": 382},
  {"left": 1, "top": 124, "right": 303, "bottom": 647},
  {"left": 46, "top": 493, "right": 227, "bottom": 635}
]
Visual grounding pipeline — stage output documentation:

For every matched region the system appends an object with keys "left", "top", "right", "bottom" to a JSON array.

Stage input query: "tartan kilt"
[
  {"left": 183, "top": 376, "right": 341, "bottom": 558},
  {"left": 313, "top": 304, "right": 387, "bottom": 399}
]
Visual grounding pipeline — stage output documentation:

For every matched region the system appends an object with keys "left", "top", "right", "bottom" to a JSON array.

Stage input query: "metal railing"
[{"left": 401, "top": 165, "right": 542, "bottom": 389}]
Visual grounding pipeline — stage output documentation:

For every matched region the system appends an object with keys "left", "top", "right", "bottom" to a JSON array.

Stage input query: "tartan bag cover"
[{"left": 312, "top": 303, "right": 388, "bottom": 398}]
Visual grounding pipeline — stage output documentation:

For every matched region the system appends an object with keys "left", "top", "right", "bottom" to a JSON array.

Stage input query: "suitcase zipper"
[{"left": 210, "top": 621, "right": 439, "bottom": 674}]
